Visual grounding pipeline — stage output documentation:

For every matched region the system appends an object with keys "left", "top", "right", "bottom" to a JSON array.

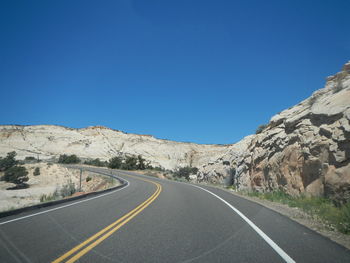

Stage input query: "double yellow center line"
[{"left": 52, "top": 174, "right": 162, "bottom": 263}]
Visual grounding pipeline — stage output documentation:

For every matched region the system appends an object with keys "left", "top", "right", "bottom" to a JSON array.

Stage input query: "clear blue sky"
[{"left": 1, "top": 0, "right": 349, "bottom": 144}]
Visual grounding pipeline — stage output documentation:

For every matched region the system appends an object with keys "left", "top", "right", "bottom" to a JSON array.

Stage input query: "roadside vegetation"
[
  {"left": 173, "top": 166, "right": 198, "bottom": 181},
  {"left": 104, "top": 155, "right": 148, "bottom": 170},
  {"left": 33, "top": 167, "right": 40, "bottom": 176},
  {"left": 57, "top": 154, "right": 200, "bottom": 182},
  {"left": 84, "top": 158, "right": 107, "bottom": 167},
  {"left": 0, "top": 152, "right": 29, "bottom": 189},
  {"left": 244, "top": 190, "right": 350, "bottom": 234},
  {"left": 58, "top": 154, "right": 81, "bottom": 164},
  {"left": 40, "top": 180, "right": 77, "bottom": 203}
]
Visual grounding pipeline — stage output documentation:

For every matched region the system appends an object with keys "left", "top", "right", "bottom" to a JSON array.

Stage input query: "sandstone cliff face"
[
  {"left": 0, "top": 125, "right": 229, "bottom": 170},
  {"left": 198, "top": 62, "right": 350, "bottom": 204}
]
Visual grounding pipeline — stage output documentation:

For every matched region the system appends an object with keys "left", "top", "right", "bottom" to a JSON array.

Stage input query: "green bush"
[
  {"left": 4, "top": 166, "right": 29, "bottom": 186},
  {"left": 84, "top": 158, "right": 107, "bottom": 167},
  {"left": 86, "top": 176, "right": 92, "bottom": 182},
  {"left": 60, "top": 181, "right": 76, "bottom": 197},
  {"left": 173, "top": 166, "right": 198, "bottom": 180},
  {"left": 40, "top": 190, "right": 60, "bottom": 202},
  {"left": 121, "top": 156, "right": 138, "bottom": 170},
  {"left": 137, "top": 155, "right": 146, "bottom": 170},
  {"left": 0, "top": 151, "right": 18, "bottom": 172},
  {"left": 33, "top": 167, "right": 40, "bottom": 176},
  {"left": 108, "top": 156, "right": 122, "bottom": 169},
  {"left": 147, "top": 165, "right": 165, "bottom": 171},
  {"left": 40, "top": 182, "right": 77, "bottom": 202},
  {"left": 58, "top": 154, "right": 81, "bottom": 164}
]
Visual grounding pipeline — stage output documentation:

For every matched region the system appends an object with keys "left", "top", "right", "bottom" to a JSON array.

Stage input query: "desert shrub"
[
  {"left": 86, "top": 176, "right": 92, "bottom": 182},
  {"left": 246, "top": 190, "right": 350, "bottom": 234},
  {"left": 108, "top": 156, "right": 122, "bottom": 169},
  {"left": 149, "top": 166, "right": 165, "bottom": 171},
  {"left": 33, "top": 167, "right": 40, "bottom": 176},
  {"left": 173, "top": 166, "right": 198, "bottom": 180},
  {"left": 255, "top": 124, "right": 268, "bottom": 134},
  {"left": 223, "top": 161, "right": 230, "bottom": 165},
  {"left": 0, "top": 151, "right": 18, "bottom": 172},
  {"left": 121, "top": 156, "right": 138, "bottom": 170},
  {"left": 40, "top": 190, "right": 60, "bottom": 202},
  {"left": 84, "top": 158, "right": 107, "bottom": 167},
  {"left": 25, "top": 156, "right": 36, "bottom": 161},
  {"left": 4, "top": 166, "right": 29, "bottom": 186},
  {"left": 58, "top": 154, "right": 81, "bottom": 164},
  {"left": 60, "top": 181, "right": 76, "bottom": 197},
  {"left": 137, "top": 155, "right": 146, "bottom": 170}
]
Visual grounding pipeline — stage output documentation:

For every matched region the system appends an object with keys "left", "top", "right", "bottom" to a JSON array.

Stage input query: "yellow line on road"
[{"left": 52, "top": 173, "right": 162, "bottom": 263}]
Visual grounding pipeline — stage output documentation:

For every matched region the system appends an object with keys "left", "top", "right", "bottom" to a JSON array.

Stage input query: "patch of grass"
[
  {"left": 60, "top": 181, "right": 76, "bottom": 197},
  {"left": 225, "top": 185, "right": 236, "bottom": 191},
  {"left": 39, "top": 181, "right": 76, "bottom": 202},
  {"left": 40, "top": 190, "right": 60, "bottom": 202},
  {"left": 244, "top": 190, "right": 350, "bottom": 234}
]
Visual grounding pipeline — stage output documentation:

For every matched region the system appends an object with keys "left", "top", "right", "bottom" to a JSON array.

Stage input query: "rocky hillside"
[
  {"left": 198, "top": 61, "right": 350, "bottom": 204},
  {"left": 1, "top": 62, "right": 349, "bottom": 203},
  {"left": 0, "top": 125, "right": 232, "bottom": 170}
]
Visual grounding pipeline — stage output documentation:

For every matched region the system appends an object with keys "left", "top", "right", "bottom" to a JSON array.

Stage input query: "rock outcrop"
[
  {"left": 197, "top": 61, "right": 350, "bottom": 204},
  {"left": 0, "top": 125, "right": 229, "bottom": 171}
]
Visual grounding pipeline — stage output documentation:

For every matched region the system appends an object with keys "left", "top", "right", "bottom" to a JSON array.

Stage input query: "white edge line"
[
  {"left": 0, "top": 177, "right": 130, "bottom": 226},
  {"left": 190, "top": 184, "right": 296, "bottom": 263}
]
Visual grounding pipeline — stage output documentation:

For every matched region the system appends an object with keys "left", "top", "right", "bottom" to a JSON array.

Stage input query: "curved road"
[{"left": 0, "top": 167, "right": 349, "bottom": 262}]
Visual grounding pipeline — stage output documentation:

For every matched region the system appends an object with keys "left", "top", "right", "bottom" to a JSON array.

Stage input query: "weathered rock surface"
[
  {"left": 0, "top": 125, "right": 229, "bottom": 171},
  {"left": 197, "top": 61, "right": 350, "bottom": 204}
]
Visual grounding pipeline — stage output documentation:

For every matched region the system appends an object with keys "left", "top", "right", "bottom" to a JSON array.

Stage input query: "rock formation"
[
  {"left": 0, "top": 125, "right": 228, "bottom": 171},
  {"left": 1, "top": 61, "right": 349, "bottom": 203},
  {"left": 197, "top": 61, "right": 350, "bottom": 204}
]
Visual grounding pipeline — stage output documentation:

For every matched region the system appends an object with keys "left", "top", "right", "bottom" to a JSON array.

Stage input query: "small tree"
[
  {"left": 58, "top": 154, "right": 81, "bottom": 164},
  {"left": 4, "top": 166, "right": 29, "bottom": 186},
  {"left": 108, "top": 156, "right": 122, "bottom": 169},
  {"left": 33, "top": 167, "right": 40, "bottom": 176},
  {"left": 174, "top": 166, "right": 198, "bottom": 180},
  {"left": 122, "top": 156, "right": 138, "bottom": 170},
  {"left": 137, "top": 155, "right": 146, "bottom": 170},
  {"left": 0, "top": 151, "right": 18, "bottom": 171},
  {"left": 84, "top": 158, "right": 107, "bottom": 167}
]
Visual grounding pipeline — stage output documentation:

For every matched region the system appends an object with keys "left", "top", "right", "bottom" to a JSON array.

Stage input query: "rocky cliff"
[
  {"left": 197, "top": 62, "right": 350, "bottom": 204},
  {"left": 0, "top": 125, "right": 230, "bottom": 170}
]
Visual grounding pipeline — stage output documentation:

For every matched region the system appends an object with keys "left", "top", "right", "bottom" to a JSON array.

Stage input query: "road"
[{"left": 0, "top": 167, "right": 349, "bottom": 262}]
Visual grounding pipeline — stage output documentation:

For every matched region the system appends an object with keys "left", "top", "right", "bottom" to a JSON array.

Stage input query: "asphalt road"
[{"left": 0, "top": 167, "right": 349, "bottom": 263}]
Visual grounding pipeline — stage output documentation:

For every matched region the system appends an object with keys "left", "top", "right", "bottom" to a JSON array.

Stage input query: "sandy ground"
[{"left": 0, "top": 163, "right": 119, "bottom": 212}]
